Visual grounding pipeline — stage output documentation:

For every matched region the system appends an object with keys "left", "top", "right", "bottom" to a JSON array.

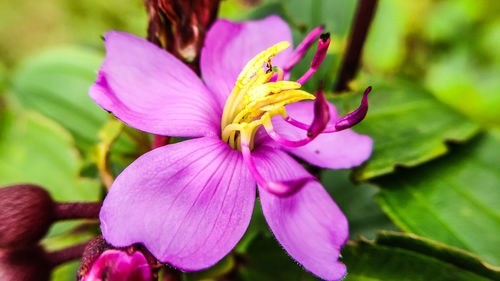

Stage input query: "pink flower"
[{"left": 91, "top": 15, "right": 372, "bottom": 281}]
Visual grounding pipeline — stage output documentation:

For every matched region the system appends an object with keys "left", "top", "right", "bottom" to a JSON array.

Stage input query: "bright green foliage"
[
  {"left": 11, "top": 47, "right": 108, "bottom": 152},
  {"left": 10, "top": 47, "right": 141, "bottom": 170},
  {"left": 375, "top": 130, "right": 500, "bottom": 266},
  {"left": 425, "top": 49, "right": 500, "bottom": 125},
  {"left": 0, "top": 110, "right": 99, "bottom": 201}
]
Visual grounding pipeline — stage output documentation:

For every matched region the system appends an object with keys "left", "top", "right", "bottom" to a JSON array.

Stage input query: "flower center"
[{"left": 220, "top": 42, "right": 315, "bottom": 150}]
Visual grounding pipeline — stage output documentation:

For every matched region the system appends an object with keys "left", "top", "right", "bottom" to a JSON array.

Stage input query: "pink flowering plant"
[
  {"left": 90, "top": 15, "right": 372, "bottom": 280},
  {"left": 3, "top": 1, "right": 499, "bottom": 281}
]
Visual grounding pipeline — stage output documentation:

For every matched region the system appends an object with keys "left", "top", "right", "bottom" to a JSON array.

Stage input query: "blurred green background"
[{"left": 0, "top": 0, "right": 499, "bottom": 280}]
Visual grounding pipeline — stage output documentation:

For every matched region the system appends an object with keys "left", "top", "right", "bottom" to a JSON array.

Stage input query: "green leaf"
[
  {"left": 343, "top": 231, "right": 500, "bottom": 281},
  {"left": 10, "top": 47, "right": 107, "bottom": 152},
  {"left": 425, "top": 48, "right": 500, "bottom": 125},
  {"left": 374, "top": 130, "right": 500, "bottom": 266},
  {"left": 321, "top": 169, "right": 397, "bottom": 240},
  {"left": 185, "top": 255, "right": 235, "bottom": 281},
  {"left": 280, "top": 0, "right": 357, "bottom": 92},
  {"left": 0, "top": 109, "right": 100, "bottom": 201},
  {"left": 333, "top": 77, "right": 480, "bottom": 181},
  {"left": 51, "top": 261, "right": 81, "bottom": 281},
  {"left": 10, "top": 46, "right": 137, "bottom": 156},
  {"left": 278, "top": 0, "right": 357, "bottom": 36},
  {"left": 240, "top": 233, "right": 321, "bottom": 281},
  {"left": 363, "top": 0, "right": 408, "bottom": 73}
]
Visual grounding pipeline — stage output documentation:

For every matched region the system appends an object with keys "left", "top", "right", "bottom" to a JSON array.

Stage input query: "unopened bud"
[
  {"left": 145, "top": 0, "right": 220, "bottom": 70},
  {"left": 0, "top": 184, "right": 54, "bottom": 248},
  {"left": 78, "top": 236, "right": 158, "bottom": 281},
  {"left": 0, "top": 246, "right": 50, "bottom": 281}
]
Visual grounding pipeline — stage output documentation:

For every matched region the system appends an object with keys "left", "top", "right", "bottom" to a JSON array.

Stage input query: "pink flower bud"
[{"left": 78, "top": 237, "right": 157, "bottom": 281}]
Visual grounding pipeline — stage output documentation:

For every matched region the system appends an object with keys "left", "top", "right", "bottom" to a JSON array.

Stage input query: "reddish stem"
[
  {"left": 54, "top": 202, "right": 102, "bottom": 221},
  {"left": 334, "top": 0, "right": 378, "bottom": 92},
  {"left": 46, "top": 241, "right": 90, "bottom": 267}
]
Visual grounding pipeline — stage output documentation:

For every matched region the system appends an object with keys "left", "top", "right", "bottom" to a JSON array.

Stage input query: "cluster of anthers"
[{"left": 220, "top": 33, "right": 371, "bottom": 196}]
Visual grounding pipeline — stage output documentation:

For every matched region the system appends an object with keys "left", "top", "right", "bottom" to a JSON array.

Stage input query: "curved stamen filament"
[
  {"left": 296, "top": 33, "right": 331, "bottom": 85},
  {"left": 283, "top": 25, "right": 325, "bottom": 73},
  {"left": 282, "top": 86, "right": 372, "bottom": 134},
  {"left": 240, "top": 134, "right": 314, "bottom": 196},
  {"left": 262, "top": 117, "right": 316, "bottom": 147},
  {"left": 221, "top": 123, "right": 244, "bottom": 143}
]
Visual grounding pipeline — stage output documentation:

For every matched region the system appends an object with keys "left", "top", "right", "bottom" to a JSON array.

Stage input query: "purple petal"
[
  {"left": 82, "top": 250, "right": 151, "bottom": 281},
  {"left": 100, "top": 137, "right": 256, "bottom": 270},
  {"left": 90, "top": 31, "right": 222, "bottom": 138},
  {"left": 252, "top": 145, "right": 348, "bottom": 280},
  {"left": 200, "top": 15, "right": 293, "bottom": 106},
  {"left": 268, "top": 101, "right": 373, "bottom": 169}
]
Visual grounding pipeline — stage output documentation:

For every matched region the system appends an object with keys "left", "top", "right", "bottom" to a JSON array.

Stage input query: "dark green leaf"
[
  {"left": 332, "top": 77, "right": 480, "bottom": 181},
  {"left": 321, "top": 169, "right": 397, "bottom": 240},
  {"left": 240, "top": 233, "right": 321, "bottom": 281},
  {"left": 375, "top": 130, "right": 500, "bottom": 266},
  {"left": 343, "top": 231, "right": 500, "bottom": 281}
]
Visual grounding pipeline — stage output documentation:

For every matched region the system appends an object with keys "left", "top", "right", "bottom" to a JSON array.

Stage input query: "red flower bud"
[{"left": 0, "top": 184, "right": 55, "bottom": 248}]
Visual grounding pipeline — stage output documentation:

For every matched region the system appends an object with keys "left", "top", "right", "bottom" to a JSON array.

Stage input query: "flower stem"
[
  {"left": 45, "top": 241, "right": 89, "bottom": 267},
  {"left": 53, "top": 202, "right": 102, "bottom": 221},
  {"left": 334, "top": 0, "right": 378, "bottom": 92}
]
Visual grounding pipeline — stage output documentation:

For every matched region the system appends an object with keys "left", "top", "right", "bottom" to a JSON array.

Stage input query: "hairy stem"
[
  {"left": 54, "top": 202, "right": 102, "bottom": 221},
  {"left": 46, "top": 241, "right": 89, "bottom": 267},
  {"left": 334, "top": 0, "right": 378, "bottom": 92}
]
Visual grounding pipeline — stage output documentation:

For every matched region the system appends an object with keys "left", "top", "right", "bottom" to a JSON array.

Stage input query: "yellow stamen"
[{"left": 220, "top": 42, "right": 316, "bottom": 150}]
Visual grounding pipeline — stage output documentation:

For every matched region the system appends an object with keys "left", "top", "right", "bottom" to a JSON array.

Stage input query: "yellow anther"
[
  {"left": 245, "top": 81, "right": 301, "bottom": 102},
  {"left": 235, "top": 41, "right": 290, "bottom": 88},
  {"left": 220, "top": 41, "right": 315, "bottom": 150},
  {"left": 249, "top": 90, "right": 315, "bottom": 112}
]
